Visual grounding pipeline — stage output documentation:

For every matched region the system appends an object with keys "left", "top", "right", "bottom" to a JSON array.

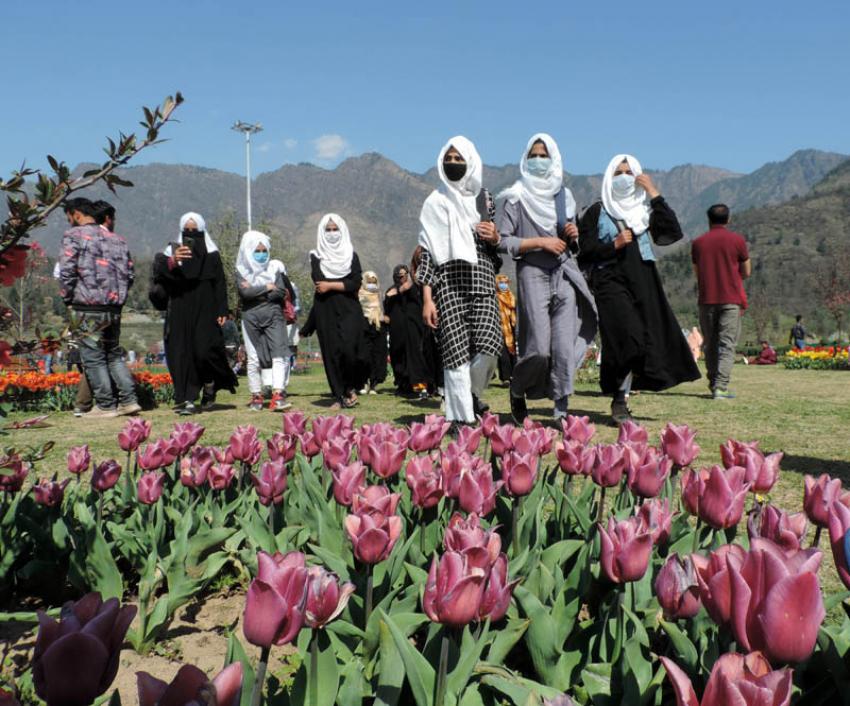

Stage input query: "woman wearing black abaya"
[
  {"left": 578, "top": 154, "right": 700, "bottom": 425},
  {"left": 385, "top": 263, "right": 432, "bottom": 398},
  {"left": 299, "top": 213, "right": 369, "bottom": 409},
  {"left": 152, "top": 212, "right": 237, "bottom": 414}
]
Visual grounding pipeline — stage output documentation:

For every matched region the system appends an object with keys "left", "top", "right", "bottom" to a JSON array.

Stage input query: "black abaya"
[
  {"left": 578, "top": 197, "right": 700, "bottom": 395},
  {"left": 384, "top": 279, "right": 432, "bottom": 393},
  {"left": 152, "top": 241, "right": 237, "bottom": 404}
]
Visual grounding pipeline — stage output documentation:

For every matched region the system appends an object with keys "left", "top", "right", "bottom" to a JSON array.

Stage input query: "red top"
[{"left": 691, "top": 225, "right": 749, "bottom": 308}]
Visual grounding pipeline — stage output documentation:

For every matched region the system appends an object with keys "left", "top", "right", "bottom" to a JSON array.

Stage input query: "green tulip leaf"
[
  {"left": 337, "top": 657, "right": 367, "bottom": 706},
  {"left": 224, "top": 632, "right": 256, "bottom": 706},
  {"left": 659, "top": 618, "right": 698, "bottom": 671},
  {"left": 304, "top": 631, "right": 339, "bottom": 706},
  {"left": 375, "top": 619, "right": 407, "bottom": 706},
  {"left": 486, "top": 619, "right": 529, "bottom": 665},
  {"left": 446, "top": 622, "right": 490, "bottom": 698},
  {"left": 380, "top": 610, "right": 434, "bottom": 706}
]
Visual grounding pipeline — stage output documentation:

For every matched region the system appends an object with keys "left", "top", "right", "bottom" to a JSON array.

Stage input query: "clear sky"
[{"left": 3, "top": 0, "right": 848, "bottom": 178}]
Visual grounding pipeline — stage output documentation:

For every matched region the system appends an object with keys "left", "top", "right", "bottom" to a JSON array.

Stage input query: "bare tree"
[
  {"left": 746, "top": 281, "right": 774, "bottom": 343},
  {"left": 812, "top": 247, "right": 850, "bottom": 349}
]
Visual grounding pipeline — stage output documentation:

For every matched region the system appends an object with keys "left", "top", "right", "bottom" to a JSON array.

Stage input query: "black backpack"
[{"left": 148, "top": 272, "right": 169, "bottom": 311}]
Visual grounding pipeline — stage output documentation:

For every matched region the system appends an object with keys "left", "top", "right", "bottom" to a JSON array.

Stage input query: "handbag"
[{"left": 282, "top": 289, "right": 297, "bottom": 324}]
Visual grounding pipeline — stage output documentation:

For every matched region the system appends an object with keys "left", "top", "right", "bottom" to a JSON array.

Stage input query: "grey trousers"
[
  {"left": 76, "top": 310, "right": 137, "bottom": 409},
  {"left": 699, "top": 304, "right": 741, "bottom": 390}
]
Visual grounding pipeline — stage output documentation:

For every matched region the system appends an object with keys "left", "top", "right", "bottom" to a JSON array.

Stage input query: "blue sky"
[{"left": 2, "top": 0, "right": 848, "bottom": 177}]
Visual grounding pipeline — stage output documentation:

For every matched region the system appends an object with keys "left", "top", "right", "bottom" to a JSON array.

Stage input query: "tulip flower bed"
[
  {"left": 0, "top": 370, "right": 175, "bottom": 412},
  {"left": 782, "top": 346, "right": 850, "bottom": 370},
  {"left": 3, "top": 411, "right": 850, "bottom": 706}
]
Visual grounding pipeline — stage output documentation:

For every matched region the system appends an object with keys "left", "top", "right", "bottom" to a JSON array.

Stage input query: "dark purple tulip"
[
  {"left": 599, "top": 516, "right": 653, "bottom": 583},
  {"left": 66, "top": 445, "right": 91, "bottom": 476},
  {"left": 304, "top": 565, "right": 356, "bottom": 629},
  {"left": 117, "top": 417, "right": 151, "bottom": 453},
  {"left": 331, "top": 461, "right": 367, "bottom": 507},
  {"left": 170, "top": 421, "right": 205, "bottom": 456},
  {"left": 33, "top": 476, "right": 70, "bottom": 507},
  {"left": 697, "top": 465, "right": 751, "bottom": 530},
  {"left": 137, "top": 438, "right": 179, "bottom": 471},
  {"left": 423, "top": 550, "right": 489, "bottom": 628},
  {"left": 479, "top": 554, "right": 518, "bottom": 622},
  {"left": 229, "top": 425, "right": 261, "bottom": 466},
  {"left": 748, "top": 504, "right": 808, "bottom": 555},
  {"left": 251, "top": 460, "right": 288, "bottom": 506},
  {"left": 655, "top": 553, "right": 701, "bottom": 620},
  {"left": 243, "top": 551, "right": 308, "bottom": 647},
  {"left": 137, "top": 663, "right": 243, "bottom": 706},
  {"left": 405, "top": 454, "right": 444, "bottom": 509},
  {"left": 680, "top": 467, "right": 710, "bottom": 517},
  {"left": 637, "top": 497, "right": 674, "bottom": 545},
  {"left": 208, "top": 464, "right": 236, "bottom": 491},
  {"left": 267, "top": 432, "right": 298, "bottom": 464},
  {"left": 590, "top": 444, "right": 626, "bottom": 488},
  {"left": 137, "top": 471, "right": 166, "bottom": 504},
  {"left": 626, "top": 447, "right": 672, "bottom": 499},
  {"left": 33, "top": 593, "right": 136, "bottom": 706},
  {"left": 692, "top": 544, "right": 747, "bottom": 626},
  {"left": 660, "top": 423, "right": 700, "bottom": 468},
  {"left": 741, "top": 447, "right": 782, "bottom": 495},
  {"left": 91, "top": 460, "right": 121, "bottom": 493},
  {"left": 0, "top": 460, "right": 29, "bottom": 493},
  {"left": 282, "top": 410, "right": 307, "bottom": 436}
]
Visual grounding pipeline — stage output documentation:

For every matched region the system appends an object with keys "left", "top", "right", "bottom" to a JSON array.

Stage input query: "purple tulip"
[
  {"left": 331, "top": 461, "right": 367, "bottom": 507},
  {"left": 91, "top": 460, "right": 122, "bottom": 493},
  {"left": 365, "top": 438, "right": 407, "bottom": 479},
  {"left": 351, "top": 485, "right": 400, "bottom": 516},
  {"left": 456, "top": 425, "right": 483, "bottom": 455},
  {"left": 137, "top": 663, "right": 243, "bottom": 706},
  {"left": 137, "top": 438, "right": 179, "bottom": 471},
  {"left": 252, "top": 460, "right": 288, "bottom": 506},
  {"left": 267, "top": 432, "right": 298, "bottom": 464},
  {"left": 626, "top": 447, "right": 672, "bottom": 499},
  {"left": 66, "top": 445, "right": 91, "bottom": 476},
  {"left": 804, "top": 473, "right": 850, "bottom": 528},
  {"left": 479, "top": 411, "right": 499, "bottom": 439},
  {"left": 590, "top": 444, "right": 626, "bottom": 488},
  {"left": 458, "top": 462, "right": 502, "bottom": 516},
  {"left": 660, "top": 423, "right": 700, "bottom": 468},
  {"left": 489, "top": 423, "right": 516, "bottom": 457},
  {"left": 828, "top": 500, "right": 850, "bottom": 589},
  {"left": 692, "top": 544, "right": 747, "bottom": 626},
  {"left": 405, "top": 454, "right": 444, "bottom": 509},
  {"left": 697, "top": 465, "right": 751, "bottom": 530},
  {"left": 243, "top": 551, "right": 308, "bottom": 647},
  {"left": 179, "top": 447, "right": 215, "bottom": 488},
  {"left": 208, "top": 464, "right": 236, "bottom": 491},
  {"left": 311, "top": 414, "right": 353, "bottom": 447},
  {"left": 229, "top": 425, "right": 262, "bottom": 466},
  {"left": 439, "top": 446, "right": 476, "bottom": 498},
  {"left": 282, "top": 410, "right": 307, "bottom": 436},
  {"left": 479, "top": 553, "right": 518, "bottom": 622},
  {"left": 443, "top": 512, "right": 501, "bottom": 564},
  {"left": 408, "top": 419, "right": 448, "bottom": 452},
  {"left": 117, "top": 417, "right": 151, "bottom": 453},
  {"left": 599, "top": 516, "right": 654, "bottom": 583},
  {"left": 33, "top": 593, "right": 136, "bottom": 706},
  {"left": 655, "top": 553, "right": 701, "bottom": 620},
  {"left": 720, "top": 438, "right": 761, "bottom": 468},
  {"left": 661, "top": 651, "right": 792, "bottom": 706},
  {"left": 500, "top": 450, "right": 538, "bottom": 497},
  {"left": 304, "top": 566, "right": 355, "bottom": 629},
  {"left": 617, "top": 419, "right": 648, "bottom": 445},
  {"left": 561, "top": 414, "right": 595, "bottom": 446},
  {"left": 680, "top": 467, "right": 709, "bottom": 517},
  {"left": 747, "top": 504, "right": 808, "bottom": 555},
  {"left": 637, "top": 497, "right": 674, "bottom": 545},
  {"left": 741, "top": 447, "right": 782, "bottom": 495},
  {"left": 344, "top": 510, "right": 403, "bottom": 564},
  {"left": 322, "top": 438, "right": 353, "bottom": 473},
  {"left": 423, "top": 550, "right": 489, "bottom": 628},
  {"left": 0, "top": 458, "right": 29, "bottom": 493},
  {"left": 170, "top": 421, "right": 205, "bottom": 457},
  {"left": 299, "top": 432, "right": 322, "bottom": 458},
  {"left": 554, "top": 440, "right": 594, "bottom": 476},
  {"left": 32, "top": 476, "right": 70, "bottom": 507},
  {"left": 137, "top": 471, "right": 166, "bottom": 504}
]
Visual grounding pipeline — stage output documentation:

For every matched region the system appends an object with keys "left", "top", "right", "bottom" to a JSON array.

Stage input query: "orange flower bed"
[{"left": 0, "top": 371, "right": 81, "bottom": 393}]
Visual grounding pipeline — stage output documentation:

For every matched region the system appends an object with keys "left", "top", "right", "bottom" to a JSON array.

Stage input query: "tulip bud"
[
  {"left": 137, "top": 471, "right": 166, "bottom": 504},
  {"left": 423, "top": 551, "right": 489, "bottom": 628},
  {"left": 697, "top": 465, "right": 751, "bottom": 530},
  {"left": 138, "top": 663, "right": 243, "bottom": 706},
  {"left": 561, "top": 414, "right": 595, "bottom": 446},
  {"left": 251, "top": 460, "right": 288, "bottom": 506},
  {"left": 91, "top": 460, "right": 122, "bottom": 493},
  {"left": 282, "top": 410, "right": 307, "bottom": 436},
  {"left": 660, "top": 423, "right": 700, "bottom": 468},
  {"left": 66, "top": 445, "right": 91, "bottom": 476},
  {"left": 32, "top": 476, "right": 70, "bottom": 507},
  {"left": 692, "top": 543, "right": 747, "bottom": 626},
  {"left": 741, "top": 447, "right": 782, "bottom": 495},
  {"left": 137, "top": 438, "right": 179, "bottom": 471},
  {"left": 501, "top": 450, "right": 538, "bottom": 496},
  {"left": 626, "top": 447, "right": 672, "bottom": 499},
  {"left": 590, "top": 444, "right": 626, "bottom": 488},
  {"left": 479, "top": 553, "right": 518, "bottom": 622},
  {"left": 365, "top": 438, "right": 407, "bottom": 479},
  {"left": 599, "top": 516, "right": 653, "bottom": 583},
  {"left": 405, "top": 455, "right": 443, "bottom": 509},
  {"left": 243, "top": 551, "right": 308, "bottom": 647},
  {"left": 299, "top": 432, "right": 322, "bottom": 458},
  {"left": 332, "top": 461, "right": 367, "bottom": 507},
  {"left": 458, "top": 463, "right": 502, "bottom": 517},
  {"left": 804, "top": 473, "right": 850, "bottom": 528},
  {"left": 229, "top": 425, "right": 261, "bottom": 466},
  {"left": 344, "top": 510, "right": 403, "bottom": 564},
  {"left": 655, "top": 554, "right": 701, "bottom": 620},
  {"left": 304, "top": 566, "right": 355, "bottom": 629}
]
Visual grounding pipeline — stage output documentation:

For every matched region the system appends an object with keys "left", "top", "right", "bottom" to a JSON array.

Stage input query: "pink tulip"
[
  {"left": 626, "top": 447, "right": 672, "bottom": 498},
  {"left": 304, "top": 566, "right": 355, "bottom": 629},
  {"left": 117, "top": 417, "right": 151, "bottom": 453},
  {"left": 243, "top": 551, "right": 308, "bottom": 647},
  {"left": 66, "top": 445, "right": 91, "bottom": 476},
  {"left": 726, "top": 539, "right": 824, "bottom": 663},
  {"left": 479, "top": 411, "right": 499, "bottom": 439},
  {"left": 479, "top": 553, "right": 518, "bottom": 622},
  {"left": 299, "top": 432, "right": 322, "bottom": 458},
  {"left": 137, "top": 471, "right": 166, "bottom": 504},
  {"left": 312, "top": 414, "right": 353, "bottom": 447},
  {"left": 637, "top": 498, "right": 674, "bottom": 545},
  {"left": 590, "top": 444, "right": 626, "bottom": 488},
  {"left": 489, "top": 423, "right": 516, "bottom": 457},
  {"left": 561, "top": 414, "right": 595, "bottom": 446},
  {"left": 747, "top": 504, "right": 808, "bottom": 555},
  {"left": 692, "top": 544, "right": 747, "bottom": 626},
  {"left": 660, "top": 423, "right": 700, "bottom": 468},
  {"left": 456, "top": 425, "right": 483, "bottom": 455},
  {"left": 91, "top": 460, "right": 122, "bottom": 493},
  {"left": 720, "top": 438, "right": 761, "bottom": 468},
  {"left": 409, "top": 415, "right": 450, "bottom": 451},
  {"left": 138, "top": 663, "right": 243, "bottom": 706},
  {"left": 617, "top": 419, "right": 648, "bottom": 445},
  {"left": 170, "top": 421, "right": 205, "bottom": 456},
  {"left": 252, "top": 460, "right": 288, "bottom": 506},
  {"left": 680, "top": 467, "right": 710, "bottom": 517},
  {"left": 804, "top": 473, "right": 850, "bottom": 528},
  {"left": 741, "top": 448, "right": 782, "bottom": 494},
  {"left": 655, "top": 553, "right": 701, "bottom": 620},
  {"left": 458, "top": 463, "right": 502, "bottom": 516},
  {"left": 697, "top": 465, "right": 751, "bottom": 530},
  {"left": 366, "top": 438, "right": 407, "bottom": 479},
  {"left": 179, "top": 447, "right": 215, "bottom": 488},
  {"left": 208, "top": 464, "right": 236, "bottom": 491},
  {"left": 351, "top": 485, "right": 400, "bottom": 516},
  {"left": 137, "top": 438, "right": 179, "bottom": 471},
  {"left": 555, "top": 440, "right": 594, "bottom": 476},
  {"left": 32, "top": 476, "right": 70, "bottom": 507},
  {"left": 229, "top": 425, "right": 261, "bottom": 466},
  {"left": 331, "top": 461, "right": 367, "bottom": 507},
  {"left": 212, "top": 446, "right": 235, "bottom": 465},
  {"left": 423, "top": 550, "right": 489, "bottom": 628},
  {"left": 828, "top": 501, "right": 850, "bottom": 589},
  {"left": 443, "top": 513, "right": 501, "bottom": 564},
  {"left": 501, "top": 450, "right": 539, "bottom": 497},
  {"left": 0, "top": 459, "right": 28, "bottom": 493},
  {"left": 267, "top": 433, "right": 298, "bottom": 464},
  {"left": 439, "top": 446, "right": 477, "bottom": 498},
  {"left": 599, "top": 516, "right": 654, "bottom": 583},
  {"left": 405, "top": 455, "right": 443, "bottom": 509},
  {"left": 33, "top": 593, "right": 136, "bottom": 706},
  {"left": 344, "top": 510, "right": 403, "bottom": 564},
  {"left": 661, "top": 651, "right": 792, "bottom": 706},
  {"left": 322, "top": 438, "right": 353, "bottom": 473},
  {"left": 282, "top": 410, "right": 307, "bottom": 436}
]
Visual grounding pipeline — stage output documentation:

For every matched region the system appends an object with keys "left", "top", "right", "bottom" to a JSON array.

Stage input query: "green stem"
[
  {"left": 434, "top": 632, "right": 450, "bottom": 706},
  {"left": 812, "top": 525, "right": 823, "bottom": 549},
  {"left": 364, "top": 565, "right": 374, "bottom": 629},
  {"left": 692, "top": 518, "right": 702, "bottom": 554},
  {"left": 511, "top": 499, "right": 520, "bottom": 556},
  {"left": 309, "top": 630, "right": 319, "bottom": 706},
  {"left": 418, "top": 506, "right": 426, "bottom": 556},
  {"left": 596, "top": 486, "right": 607, "bottom": 525},
  {"left": 250, "top": 646, "right": 271, "bottom": 706},
  {"left": 611, "top": 590, "right": 625, "bottom": 664},
  {"left": 268, "top": 504, "right": 276, "bottom": 536},
  {"left": 97, "top": 492, "right": 104, "bottom": 529}
]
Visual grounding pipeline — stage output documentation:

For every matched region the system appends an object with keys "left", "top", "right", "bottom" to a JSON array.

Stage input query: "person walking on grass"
[
  {"left": 691, "top": 203, "right": 751, "bottom": 399},
  {"left": 789, "top": 315, "right": 807, "bottom": 350},
  {"left": 58, "top": 198, "right": 141, "bottom": 419}
]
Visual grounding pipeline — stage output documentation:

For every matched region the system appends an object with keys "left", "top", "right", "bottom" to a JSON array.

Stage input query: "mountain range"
[{"left": 30, "top": 148, "right": 847, "bottom": 292}]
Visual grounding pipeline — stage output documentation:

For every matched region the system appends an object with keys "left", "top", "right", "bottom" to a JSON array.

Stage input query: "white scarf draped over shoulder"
[
  {"left": 236, "top": 230, "right": 284, "bottom": 286},
  {"left": 164, "top": 211, "right": 219, "bottom": 255},
  {"left": 498, "top": 132, "right": 575, "bottom": 232},
  {"left": 311, "top": 213, "right": 354, "bottom": 280},
  {"left": 418, "top": 135, "right": 482, "bottom": 266},
  {"left": 601, "top": 154, "right": 651, "bottom": 234}
]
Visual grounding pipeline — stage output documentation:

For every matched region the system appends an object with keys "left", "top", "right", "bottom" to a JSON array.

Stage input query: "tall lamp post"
[{"left": 231, "top": 121, "right": 263, "bottom": 230}]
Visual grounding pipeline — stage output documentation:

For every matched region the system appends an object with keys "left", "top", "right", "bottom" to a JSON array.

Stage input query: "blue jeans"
[{"left": 76, "top": 310, "right": 137, "bottom": 409}]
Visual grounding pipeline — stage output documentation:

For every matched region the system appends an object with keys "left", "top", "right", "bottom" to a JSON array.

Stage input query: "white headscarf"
[
  {"left": 499, "top": 133, "right": 575, "bottom": 232},
  {"left": 236, "top": 230, "right": 284, "bottom": 286},
  {"left": 601, "top": 154, "right": 650, "bottom": 234},
  {"left": 418, "top": 135, "right": 483, "bottom": 266},
  {"left": 164, "top": 212, "right": 219, "bottom": 255},
  {"left": 311, "top": 213, "right": 354, "bottom": 279}
]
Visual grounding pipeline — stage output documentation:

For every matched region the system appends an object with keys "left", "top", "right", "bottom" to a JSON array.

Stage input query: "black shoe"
[
  {"left": 472, "top": 395, "right": 490, "bottom": 417},
  {"left": 510, "top": 395, "right": 528, "bottom": 425},
  {"left": 201, "top": 383, "right": 216, "bottom": 411},
  {"left": 611, "top": 400, "right": 632, "bottom": 425}
]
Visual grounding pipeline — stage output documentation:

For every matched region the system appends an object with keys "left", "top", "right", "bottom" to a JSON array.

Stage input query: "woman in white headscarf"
[
  {"left": 299, "top": 214, "right": 369, "bottom": 409},
  {"left": 152, "top": 212, "right": 237, "bottom": 414},
  {"left": 578, "top": 154, "right": 699, "bottom": 424},
  {"left": 236, "top": 230, "right": 295, "bottom": 412},
  {"left": 415, "top": 136, "right": 502, "bottom": 432},
  {"left": 497, "top": 133, "right": 598, "bottom": 423}
]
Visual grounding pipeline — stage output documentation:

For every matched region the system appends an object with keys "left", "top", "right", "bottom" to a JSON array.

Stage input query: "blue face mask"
[
  {"left": 498, "top": 282, "right": 509, "bottom": 291},
  {"left": 253, "top": 251, "right": 269, "bottom": 264},
  {"left": 526, "top": 157, "right": 551, "bottom": 177},
  {"left": 611, "top": 173, "right": 636, "bottom": 197}
]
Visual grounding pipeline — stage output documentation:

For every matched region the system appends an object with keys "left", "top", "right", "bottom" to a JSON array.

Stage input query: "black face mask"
[
  {"left": 182, "top": 229, "right": 203, "bottom": 240},
  {"left": 443, "top": 162, "right": 467, "bottom": 182}
]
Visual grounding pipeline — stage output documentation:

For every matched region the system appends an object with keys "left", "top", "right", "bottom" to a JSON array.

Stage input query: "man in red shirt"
[{"left": 691, "top": 204, "right": 751, "bottom": 399}]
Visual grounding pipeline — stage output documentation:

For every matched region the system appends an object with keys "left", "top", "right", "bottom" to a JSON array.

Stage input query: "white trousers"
[
  {"left": 243, "top": 323, "right": 288, "bottom": 394},
  {"left": 444, "top": 353, "right": 496, "bottom": 423}
]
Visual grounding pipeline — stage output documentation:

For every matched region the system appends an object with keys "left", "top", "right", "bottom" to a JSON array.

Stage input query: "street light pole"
[{"left": 231, "top": 121, "right": 263, "bottom": 230}]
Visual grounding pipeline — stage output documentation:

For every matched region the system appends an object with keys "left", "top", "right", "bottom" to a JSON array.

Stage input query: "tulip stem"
[
  {"left": 268, "top": 505, "right": 275, "bottom": 537},
  {"left": 511, "top": 500, "right": 520, "bottom": 556},
  {"left": 97, "top": 492, "right": 104, "bottom": 528},
  {"left": 692, "top": 518, "right": 702, "bottom": 553},
  {"left": 596, "top": 486, "right": 607, "bottom": 525},
  {"left": 309, "top": 630, "right": 319, "bottom": 706},
  {"left": 364, "top": 566, "right": 374, "bottom": 629},
  {"left": 434, "top": 632, "right": 450, "bottom": 706},
  {"left": 250, "top": 646, "right": 270, "bottom": 706},
  {"left": 812, "top": 525, "right": 822, "bottom": 548}
]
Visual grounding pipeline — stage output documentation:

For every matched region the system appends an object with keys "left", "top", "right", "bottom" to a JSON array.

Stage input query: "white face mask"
[
  {"left": 365, "top": 283, "right": 378, "bottom": 292},
  {"left": 325, "top": 230, "right": 342, "bottom": 245},
  {"left": 611, "top": 174, "right": 636, "bottom": 198}
]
